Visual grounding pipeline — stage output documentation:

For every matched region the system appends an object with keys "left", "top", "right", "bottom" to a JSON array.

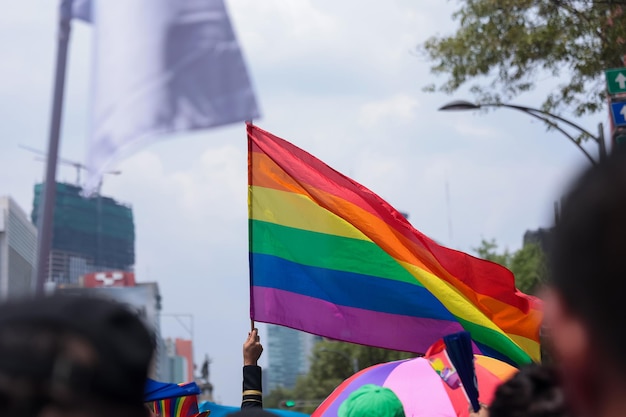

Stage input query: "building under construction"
[{"left": 31, "top": 182, "right": 134, "bottom": 284}]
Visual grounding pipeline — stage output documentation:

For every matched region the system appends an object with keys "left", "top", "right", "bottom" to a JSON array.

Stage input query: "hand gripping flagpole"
[{"left": 33, "top": 0, "right": 74, "bottom": 295}]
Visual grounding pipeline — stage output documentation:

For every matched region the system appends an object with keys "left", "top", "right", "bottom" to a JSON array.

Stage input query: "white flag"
[
  {"left": 74, "top": 0, "right": 260, "bottom": 193},
  {"left": 70, "top": 0, "right": 92, "bottom": 21}
]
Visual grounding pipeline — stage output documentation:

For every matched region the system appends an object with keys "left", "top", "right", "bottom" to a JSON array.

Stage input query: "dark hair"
[
  {"left": 550, "top": 148, "right": 626, "bottom": 371},
  {"left": 0, "top": 294, "right": 154, "bottom": 417},
  {"left": 489, "top": 364, "right": 567, "bottom": 417},
  {"left": 228, "top": 410, "right": 279, "bottom": 417}
]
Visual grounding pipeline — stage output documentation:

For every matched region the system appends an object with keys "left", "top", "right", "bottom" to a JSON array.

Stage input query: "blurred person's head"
[
  {"left": 547, "top": 147, "right": 626, "bottom": 416},
  {"left": 227, "top": 410, "right": 277, "bottom": 417},
  {"left": 338, "top": 384, "right": 405, "bottom": 417},
  {"left": 489, "top": 363, "right": 567, "bottom": 417},
  {"left": 0, "top": 294, "right": 155, "bottom": 417}
]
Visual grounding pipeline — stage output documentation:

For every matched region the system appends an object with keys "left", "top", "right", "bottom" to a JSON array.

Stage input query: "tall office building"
[
  {"left": 0, "top": 196, "right": 37, "bottom": 298},
  {"left": 265, "top": 325, "right": 321, "bottom": 392},
  {"left": 31, "top": 182, "right": 134, "bottom": 284},
  {"left": 523, "top": 227, "right": 552, "bottom": 255},
  {"left": 162, "top": 338, "right": 195, "bottom": 383}
]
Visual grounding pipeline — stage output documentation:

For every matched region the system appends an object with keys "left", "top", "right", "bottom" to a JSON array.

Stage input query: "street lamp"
[
  {"left": 317, "top": 348, "right": 359, "bottom": 374},
  {"left": 438, "top": 100, "right": 607, "bottom": 165}
]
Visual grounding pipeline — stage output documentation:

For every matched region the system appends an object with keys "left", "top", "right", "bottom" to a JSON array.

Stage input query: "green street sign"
[{"left": 606, "top": 68, "right": 626, "bottom": 94}]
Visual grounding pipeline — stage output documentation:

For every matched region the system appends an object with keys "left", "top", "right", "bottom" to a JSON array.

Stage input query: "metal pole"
[
  {"left": 507, "top": 107, "right": 597, "bottom": 165},
  {"left": 34, "top": 0, "right": 73, "bottom": 295},
  {"left": 554, "top": 200, "right": 560, "bottom": 225},
  {"left": 439, "top": 101, "right": 602, "bottom": 165},
  {"left": 598, "top": 122, "right": 607, "bottom": 161},
  {"left": 498, "top": 103, "right": 598, "bottom": 140}
]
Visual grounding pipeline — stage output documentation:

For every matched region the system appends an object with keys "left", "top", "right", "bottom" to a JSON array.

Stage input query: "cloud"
[
  {"left": 453, "top": 120, "right": 501, "bottom": 139},
  {"left": 358, "top": 94, "right": 420, "bottom": 127}
]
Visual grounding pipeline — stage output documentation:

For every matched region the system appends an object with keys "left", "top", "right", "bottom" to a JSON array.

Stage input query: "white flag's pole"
[{"left": 34, "top": 0, "right": 74, "bottom": 295}]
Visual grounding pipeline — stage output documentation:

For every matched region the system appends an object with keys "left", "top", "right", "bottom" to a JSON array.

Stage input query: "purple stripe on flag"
[{"left": 252, "top": 286, "right": 464, "bottom": 353}]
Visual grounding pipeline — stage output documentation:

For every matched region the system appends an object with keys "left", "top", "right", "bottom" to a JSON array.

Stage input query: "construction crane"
[{"left": 20, "top": 144, "right": 121, "bottom": 188}]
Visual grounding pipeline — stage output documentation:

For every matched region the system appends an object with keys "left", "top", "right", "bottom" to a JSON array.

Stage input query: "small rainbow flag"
[
  {"left": 151, "top": 395, "right": 207, "bottom": 417},
  {"left": 247, "top": 124, "right": 543, "bottom": 366}
]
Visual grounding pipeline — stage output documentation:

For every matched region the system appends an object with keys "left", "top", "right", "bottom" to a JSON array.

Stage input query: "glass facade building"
[
  {"left": 265, "top": 324, "right": 321, "bottom": 392},
  {"left": 31, "top": 182, "right": 134, "bottom": 284},
  {"left": 0, "top": 196, "right": 37, "bottom": 298}
]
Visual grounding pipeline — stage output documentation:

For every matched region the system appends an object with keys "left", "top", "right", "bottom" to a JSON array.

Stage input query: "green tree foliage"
[
  {"left": 421, "top": 1, "right": 626, "bottom": 117},
  {"left": 263, "top": 386, "right": 293, "bottom": 409},
  {"left": 473, "top": 238, "right": 512, "bottom": 266},
  {"left": 265, "top": 340, "right": 415, "bottom": 414},
  {"left": 510, "top": 242, "right": 548, "bottom": 294},
  {"left": 473, "top": 238, "right": 547, "bottom": 294}
]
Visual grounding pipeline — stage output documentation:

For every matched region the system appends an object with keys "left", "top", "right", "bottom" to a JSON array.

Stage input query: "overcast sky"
[{"left": 0, "top": 0, "right": 607, "bottom": 405}]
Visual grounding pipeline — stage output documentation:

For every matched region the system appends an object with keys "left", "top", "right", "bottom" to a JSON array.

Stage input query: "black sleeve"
[{"left": 241, "top": 365, "right": 263, "bottom": 409}]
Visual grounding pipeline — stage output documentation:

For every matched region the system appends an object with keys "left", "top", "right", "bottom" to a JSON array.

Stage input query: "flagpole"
[
  {"left": 248, "top": 121, "right": 255, "bottom": 332},
  {"left": 34, "top": 0, "right": 74, "bottom": 295}
]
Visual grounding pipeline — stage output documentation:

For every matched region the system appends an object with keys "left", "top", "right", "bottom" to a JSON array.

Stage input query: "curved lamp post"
[{"left": 438, "top": 100, "right": 606, "bottom": 165}]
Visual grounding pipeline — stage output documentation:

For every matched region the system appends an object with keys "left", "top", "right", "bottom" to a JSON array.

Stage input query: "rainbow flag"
[
  {"left": 247, "top": 124, "right": 543, "bottom": 366},
  {"left": 151, "top": 395, "right": 207, "bottom": 417}
]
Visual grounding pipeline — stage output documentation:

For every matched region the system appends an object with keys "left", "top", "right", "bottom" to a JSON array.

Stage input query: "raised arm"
[{"left": 241, "top": 328, "right": 264, "bottom": 409}]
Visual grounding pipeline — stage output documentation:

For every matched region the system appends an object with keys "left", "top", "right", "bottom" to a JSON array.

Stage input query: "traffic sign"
[
  {"left": 605, "top": 68, "right": 626, "bottom": 94},
  {"left": 610, "top": 102, "right": 626, "bottom": 127}
]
